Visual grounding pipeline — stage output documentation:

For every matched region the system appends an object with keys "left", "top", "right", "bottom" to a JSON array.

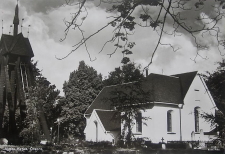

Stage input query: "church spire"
[{"left": 13, "top": 1, "right": 19, "bottom": 36}]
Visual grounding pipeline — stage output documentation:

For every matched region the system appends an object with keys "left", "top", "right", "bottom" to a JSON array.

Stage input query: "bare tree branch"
[{"left": 58, "top": 0, "right": 225, "bottom": 67}]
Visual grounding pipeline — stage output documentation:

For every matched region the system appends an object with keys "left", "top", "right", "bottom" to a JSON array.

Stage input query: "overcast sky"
[{"left": 0, "top": 0, "right": 224, "bottom": 95}]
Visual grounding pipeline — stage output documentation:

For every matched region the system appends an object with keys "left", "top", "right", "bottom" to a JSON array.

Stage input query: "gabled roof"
[
  {"left": 95, "top": 110, "right": 121, "bottom": 131},
  {"left": 85, "top": 71, "right": 197, "bottom": 115},
  {"left": 143, "top": 73, "right": 183, "bottom": 104},
  {"left": 172, "top": 71, "right": 197, "bottom": 99},
  {"left": 0, "top": 33, "right": 34, "bottom": 57},
  {"left": 85, "top": 82, "right": 138, "bottom": 115}
]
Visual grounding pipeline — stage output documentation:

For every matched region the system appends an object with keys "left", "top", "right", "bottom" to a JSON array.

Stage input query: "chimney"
[{"left": 146, "top": 69, "right": 148, "bottom": 77}]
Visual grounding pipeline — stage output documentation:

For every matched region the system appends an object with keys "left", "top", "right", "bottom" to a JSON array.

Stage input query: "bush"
[
  {"left": 166, "top": 142, "right": 187, "bottom": 149},
  {"left": 85, "top": 141, "right": 113, "bottom": 148},
  {"left": 131, "top": 138, "right": 146, "bottom": 148},
  {"left": 116, "top": 140, "right": 125, "bottom": 147},
  {"left": 144, "top": 142, "right": 162, "bottom": 149}
]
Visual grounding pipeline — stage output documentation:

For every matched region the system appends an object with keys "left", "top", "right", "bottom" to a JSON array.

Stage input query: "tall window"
[
  {"left": 94, "top": 121, "right": 98, "bottom": 142},
  {"left": 194, "top": 107, "right": 200, "bottom": 132},
  {"left": 167, "top": 110, "right": 173, "bottom": 132},
  {"left": 136, "top": 112, "right": 142, "bottom": 133}
]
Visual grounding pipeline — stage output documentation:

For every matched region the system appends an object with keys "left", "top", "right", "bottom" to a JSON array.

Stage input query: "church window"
[
  {"left": 167, "top": 110, "right": 173, "bottom": 132},
  {"left": 194, "top": 107, "right": 200, "bottom": 132},
  {"left": 94, "top": 121, "right": 98, "bottom": 142},
  {"left": 191, "top": 131, "right": 195, "bottom": 140},
  {"left": 136, "top": 111, "right": 142, "bottom": 133}
]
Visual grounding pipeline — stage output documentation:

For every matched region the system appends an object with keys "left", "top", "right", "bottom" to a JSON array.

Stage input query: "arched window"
[
  {"left": 167, "top": 110, "right": 173, "bottom": 132},
  {"left": 194, "top": 107, "right": 200, "bottom": 132},
  {"left": 94, "top": 121, "right": 98, "bottom": 142},
  {"left": 136, "top": 111, "right": 142, "bottom": 133}
]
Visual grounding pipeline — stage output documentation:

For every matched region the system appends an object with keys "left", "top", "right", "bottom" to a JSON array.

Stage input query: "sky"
[{"left": 0, "top": 0, "right": 224, "bottom": 95}]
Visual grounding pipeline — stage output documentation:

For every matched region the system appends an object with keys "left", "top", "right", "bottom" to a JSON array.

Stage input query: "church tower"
[
  {"left": 0, "top": 2, "right": 35, "bottom": 143},
  {"left": 13, "top": 3, "right": 19, "bottom": 36}
]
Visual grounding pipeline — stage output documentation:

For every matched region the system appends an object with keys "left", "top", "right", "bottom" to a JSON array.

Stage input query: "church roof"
[
  {"left": 95, "top": 110, "right": 121, "bottom": 131},
  {"left": 85, "top": 71, "right": 197, "bottom": 115},
  {"left": 0, "top": 33, "right": 34, "bottom": 57},
  {"left": 172, "top": 71, "right": 197, "bottom": 99}
]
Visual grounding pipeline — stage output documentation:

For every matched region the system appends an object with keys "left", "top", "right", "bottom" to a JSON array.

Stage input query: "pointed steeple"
[{"left": 13, "top": 2, "right": 19, "bottom": 36}]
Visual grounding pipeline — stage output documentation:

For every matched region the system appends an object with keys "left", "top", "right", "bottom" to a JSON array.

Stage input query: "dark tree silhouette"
[
  {"left": 19, "top": 62, "right": 60, "bottom": 145},
  {"left": 201, "top": 61, "right": 225, "bottom": 145},
  {"left": 102, "top": 62, "right": 150, "bottom": 146},
  {"left": 60, "top": 61, "right": 103, "bottom": 139},
  {"left": 103, "top": 62, "right": 144, "bottom": 86},
  {"left": 104, "top": 81, "right": 152, "bottom": 147}
]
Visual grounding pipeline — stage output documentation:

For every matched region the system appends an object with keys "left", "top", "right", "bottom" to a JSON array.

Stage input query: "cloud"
[
  {"left": 23, "top": 2, "right": 122, "bottom": 94},
  {"left": 20, "top": 0, "right": 64, "bottom": 14},
  {"left": 0, "top": 0, "right": 224, "bottom": 96}
]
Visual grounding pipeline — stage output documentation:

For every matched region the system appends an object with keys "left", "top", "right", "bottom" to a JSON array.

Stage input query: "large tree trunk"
[
  {"left": 37, "top": 103, "right": 51, "bottom": 142},
  {"left": 126, "top": 112, "right": 132, "bottom": 148}
]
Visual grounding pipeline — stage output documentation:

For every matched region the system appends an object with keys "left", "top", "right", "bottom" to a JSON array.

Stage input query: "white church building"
[{"left": 84, "top": 71, "right": 217, "bottom": 144}]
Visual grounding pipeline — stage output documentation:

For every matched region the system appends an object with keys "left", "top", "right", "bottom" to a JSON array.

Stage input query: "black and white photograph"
[{"left": 0, "top": 0, "right": 224, "bottom": 153}]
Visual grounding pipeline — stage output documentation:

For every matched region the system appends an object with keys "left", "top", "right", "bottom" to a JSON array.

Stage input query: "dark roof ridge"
[
  {"left": 104, "top": 73, "right": 181, "bottom": 89},
  {"left": 171, "top": 71, "right": 198, "bottom": 76},
  {"left": 104, "top": 80, "right": 138, "bottom": 88},
  {"left": 95, "top": 109, "right": 115, "bottom": 112},
  {"left": 148, "top": 73, "right": 179, "bottom": 79},
  {"left": 2, "top": 32, "right": 24, "bottom": 37}
]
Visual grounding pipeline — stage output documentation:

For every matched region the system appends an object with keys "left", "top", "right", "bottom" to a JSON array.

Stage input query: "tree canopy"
[
  {"left": 59, "top": 0, "right": 225, "bottom": 68},
  {"left": 19, "top": 62, "right": 60, "bottom": 144},
  {"left": 202, "top": 61, "right": 225, "bottom": 144},
  {"left": 203, "top": 61, "right": 225, "bottom": 114},
  {"left": 60, "top": 61, "right": 103, "bottom": 139},
  {"left": 107, "top": 82, "right": 151, "bottom": 146},
  {"left": 102, "top": 62, "right": 149, "bottom": 146},
  {"left": 103, "top": 62, "right": 144, "bottom": 86}
]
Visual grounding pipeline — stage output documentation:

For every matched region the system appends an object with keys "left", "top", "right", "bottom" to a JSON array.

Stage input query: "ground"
[{"left": 0, "top": 144, "right": 224, "bottom": 154}]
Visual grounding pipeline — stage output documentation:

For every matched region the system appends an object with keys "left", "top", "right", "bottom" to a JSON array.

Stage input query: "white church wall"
[
  {"left": 84, "top": 110, "right": 114, "bottom": 142},
  {"left": 85, "top": 115, "right": 90, "bottom": 128},
  {"left": 131, "top": 106, "right": 181, "bottom": 143},
  {"left": 181, "top": 75, "right": 216, "bottom": 141},
  {"left": 130, "top": 75, "right": 216, "bottom": 143}
]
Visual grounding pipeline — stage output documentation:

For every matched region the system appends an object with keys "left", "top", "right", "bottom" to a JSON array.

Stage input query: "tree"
[
  {"left": 203, "top": 61, "right": 225, "bottom": 114},
  {"left": 60, "top": 61, "right": 103, "bottom": 139},
  {"left": 106, "top": 81, "right": 152, "bottom": 147},
  {"left": 103, "top": 62, "right": 144, "bottom": 86},
  {"left": 59, "top": 0, "right": 225, "bottom": 68},
  {"left": 19, "top": 62, "right": 60, "bottom": 145},
  {"left": 103, "top": 62, "right": 149, "bottom": 146},
  {"left": 201, "top": 61, "right": 225, "bottom": 145}
]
